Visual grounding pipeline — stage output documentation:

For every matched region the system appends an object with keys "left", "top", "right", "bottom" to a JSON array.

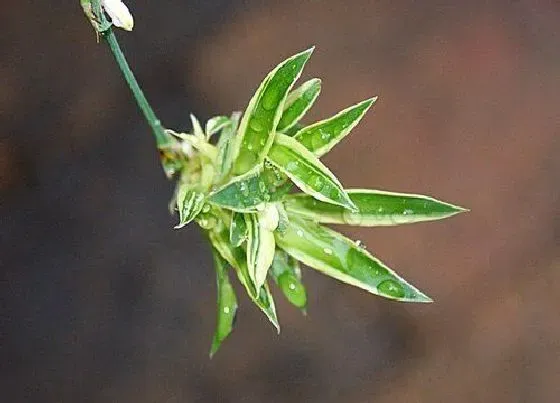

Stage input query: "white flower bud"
[
  {"left": 258, "top": 204, "right": 280, "bottom": 231},
  {"left": 102, "top": 0, "right": 134, "bottom": 31}
]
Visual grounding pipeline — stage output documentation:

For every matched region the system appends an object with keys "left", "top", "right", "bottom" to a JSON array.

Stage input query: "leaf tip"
[{"left": 414, "top": 292, "right": 434, "bottom": 303}]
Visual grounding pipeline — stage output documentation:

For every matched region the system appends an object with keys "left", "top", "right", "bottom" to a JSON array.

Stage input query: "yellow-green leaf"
[
  {"left": 284, "top": 189, "right": 467, "bottom": 226},
  {"left": 294, "top": 97, "right": 376, "bottom": 157},
  {"left": 231, "top": 48, "right": 314, "bottom": 176},
  {"left": 277, "top": 78, "right": 321, "bottom": 132},
  {"left": 209, "top": 247, "right": 238, "bottom": 357},
  {"left": 267, "top": 133, "right": 357, "bottom": 211},
  {"left": 275, "top": 216, "right": 432, "bottom": 303}
]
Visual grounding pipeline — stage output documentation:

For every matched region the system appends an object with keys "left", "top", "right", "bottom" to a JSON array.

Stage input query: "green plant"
[{"left": 81, "top": 1, "right": 467, "bottom": 356}]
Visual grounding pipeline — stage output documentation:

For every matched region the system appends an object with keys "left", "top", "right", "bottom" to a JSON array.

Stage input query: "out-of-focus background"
[{"left": 2, "top": 0, "right": 559, "bottom": 402}]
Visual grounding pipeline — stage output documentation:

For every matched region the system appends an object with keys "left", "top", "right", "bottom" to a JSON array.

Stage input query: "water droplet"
[
  {"left": 289, "top": 283, "right": 296, "bottom": 290},
  {"left": 250, "top": 119, "right": 264, "bottom": 132},
  {"left": 343, "top": 209, "right": 363, "bottom": 225},
  {"left": 296, "top": 230, "right": 304, "bottom": 237},
  {"left": 223, "top": 306, "right": 230, "bottom": 314},
  {"left": 286, "top": 161, "right": 299, "bottom": 172},
  {"left": 403, "top": 209, "right": 413, "bottom": 215},
  {"left": 323, "top": 247, "right": 333, "bottom": 255},
  {"left": 262, "top": 89, "right": 278, "bottom": 111},
  {"left": 312, "top": 176, "right": 324, "bottom": 191},
  {"left": 311, "top": 134, "right": 324, "bottom": 150},
  {"left": 376, "top": 206, "right": 384, "bottom": 213},
  {"left": 247, "top": 144, "right": 253, "bottom": 151},
  {"left": 377, "top": 279, "right": 405, "bottom": 298},
  {"left": 259, "top": 139, "right": 266, "bottom": 147}
]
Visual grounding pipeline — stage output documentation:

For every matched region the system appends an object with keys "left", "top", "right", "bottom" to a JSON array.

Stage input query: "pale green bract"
[{"left": 158, "top": 48, "right": 466, "bottom": 355}]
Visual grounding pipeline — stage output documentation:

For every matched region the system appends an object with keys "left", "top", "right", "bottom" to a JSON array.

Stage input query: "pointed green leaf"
[
  {"left": 190, "top": 114, "right": 205, "bottom": 140},
  {"left": 229, "top": 212, "right": 248, "bottom": 247},
  {"left": 267, "top": 133, "right": 357, "bottom": 211},
  {"left": 209, "top": 247, "right": 238, "bottom": 357},
  {"left": 174, "top": 184, "right": 205, "bottom": 229},
  {"left": 277, "top": 78, "right": 322, "bottom": 133},
  {"left": 208, "top": 164, "right": 289, "bottom": 212},
  {"left": 271, "top": 250, "right": 307, "bottom": 311},
  {"left": 245, "top": 212, "right": 276, "bottom": 291},
  {"left": 208, "top": 228, "right": 280, "bottom": 331},
  {"left": 232, "top": 48, "right": 315, "bottom": 176},
  {"left": 215, "top": 112, "right": 241, "bottom": 184},
  {"left": 294, "top": 97, "right": 376, "bottom": 157},
  {"left": 275, "top": 216, "right": 432, "bottom": 303},
  {"left": 284, "top": 189, "right": 467, "bottom": 226},
  {"left": 206, "top": 115, "right": 231, "bottom": 140}
]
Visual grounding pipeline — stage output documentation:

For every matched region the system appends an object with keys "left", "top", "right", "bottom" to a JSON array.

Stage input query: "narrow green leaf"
[
  {"left": 284, "top": 189, "right": 467, "bottom": 226},
  {"left": 267, "top": 133, "right": 357, "bottom": 211},
  {"left": 245, "top": 212, "right": 276, "bottom": 291},
  {"left": 208, "top": 164, "right": 288, "bottom": 212},
  {"left": 277, "top": 78, "right": 322, "bottom": 133},
  {"left": 215, "top": 112, "right": 241, "bottom": 184},
  {"left": 206, "top": 115, "right": 231, "bottom": 140},
  {"left": 174, "top": 184, "right": 205, "bottom": 229},
  {"left": 232, "top": 47, "right": 315, "bottom": 176},
  {"left": 190, "top": 114, "right": 205, "bottom": 140},
  {"left": 294, "top": 97, "right": 376, "bottom": 157},
  {"left": 209, "top": 247, "right": 238, "bottom": 357},
  {"left": 271, "top": 250, "right": 307, "bottom": 311},
  {"left": 275, "top": 216, "right": 432, "bottom": 303},
  {"left": 229, "top": 212, "right": 248, "bottom": 247},
  {"left": 208, "top": 228, "right": 280, "bottom": 331}
]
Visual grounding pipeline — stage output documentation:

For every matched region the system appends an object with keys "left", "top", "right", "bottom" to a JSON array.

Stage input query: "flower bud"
[{"left": 102, "top": 0, "right": 134, "bottom": 31}]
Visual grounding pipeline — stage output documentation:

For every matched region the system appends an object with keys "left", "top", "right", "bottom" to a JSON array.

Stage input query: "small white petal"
[{"left": 102, "top": 0, "right": 134, "bottom": 31}]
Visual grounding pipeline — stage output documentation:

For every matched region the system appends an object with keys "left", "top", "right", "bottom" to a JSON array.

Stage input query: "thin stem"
[{"left": 91, "top": 0, "right": 168, "bottom": 147}]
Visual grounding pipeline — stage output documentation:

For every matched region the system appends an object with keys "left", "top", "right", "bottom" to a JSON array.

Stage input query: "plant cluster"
[{"left": 81, "top": 1, "right": 466, "bottom": 356}]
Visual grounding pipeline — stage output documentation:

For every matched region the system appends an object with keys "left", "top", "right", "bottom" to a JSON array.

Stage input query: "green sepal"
[
  {"left": 283, "top": 189, "right": 467, "bottom": 226},
  {"left": 229, "top": 212, "right": 248, "bottom": 247},
  {"left": 209, "top": 247, "right": 238, "bottom": 357},
  {"left": 277, "top": 78, "right": 322, "bottom": 133},
  {"left": 267, "top": 133, "right": 357, "bottom": 211},
  {"left": 275, "top": 216, "right": 432, "bottom": 303},
  {"left": 294, "top": 97, "right": 376, "bottom": 157},
  {"left": 231, "top": 47, "right": 314, "bottom": 176},
  {"left": 174, "top": 184, "right": 206, "bottom": 229},
  {"left": 270, "top": 250, "right": 307, "bottom": 311},
  {"left": 245, "top": 212, "right": 276, "bottom": 291},
  {"left": 208, "top": 228, "right": 280, "bottom": 332}
]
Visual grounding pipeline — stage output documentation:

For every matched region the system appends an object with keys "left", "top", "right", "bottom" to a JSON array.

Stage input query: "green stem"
[{"left": 91, "top": 0, "right": 168, "bottom": 147}]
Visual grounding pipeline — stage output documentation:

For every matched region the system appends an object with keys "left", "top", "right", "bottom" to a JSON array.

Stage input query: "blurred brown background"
[{"left": 2, "top": 0, "right": 559, "bottom": 402}]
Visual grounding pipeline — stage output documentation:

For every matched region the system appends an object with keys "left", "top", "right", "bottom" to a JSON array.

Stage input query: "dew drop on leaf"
[
  {"left": 312, "top": 176, "right": 324, "bottom": 191},
  {"left": 286, "top": 161, "right": 299, "bottom": 172},
  {"left": 377, "top": 279, "right": 405, "bottom": 298},
  {"left": 250, "top": 119, "right": 264, "bottom": 132},
  {"left": 262, "top": 89, "right": 279, "bottom": 111},
  {"left": 343, "top": 209, "right": 363, "bottom": 225}
]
